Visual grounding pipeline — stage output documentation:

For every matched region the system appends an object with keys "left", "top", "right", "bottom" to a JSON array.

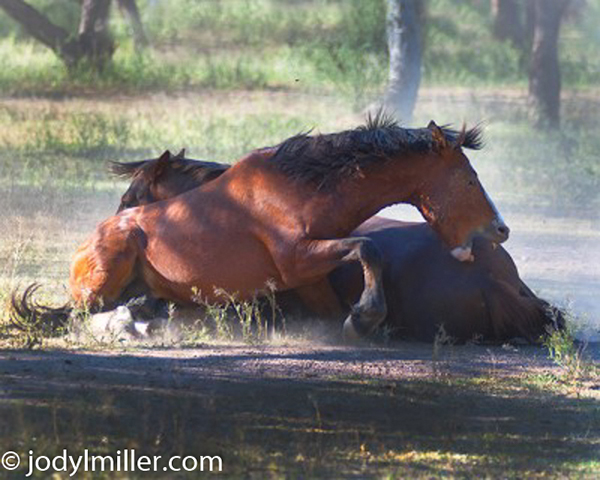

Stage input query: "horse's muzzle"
[
  {"left": 450, "top": 219, "right": 509, "bottom": 263},
  {"left": 487, "top": 218, "right": 510, "bottom": 243}
]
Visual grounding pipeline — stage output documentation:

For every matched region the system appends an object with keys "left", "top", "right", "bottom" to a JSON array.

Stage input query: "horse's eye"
[{"left": 468, "top": 179, "right": 476, "bottom": 187}]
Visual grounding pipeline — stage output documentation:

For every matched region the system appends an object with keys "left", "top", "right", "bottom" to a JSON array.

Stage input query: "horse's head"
[
  {"left": 414, "top": 121, "right": 509, "bottom": 262},
  {"left": 110, "top": 149, "right": 229, "bottom": 212}
]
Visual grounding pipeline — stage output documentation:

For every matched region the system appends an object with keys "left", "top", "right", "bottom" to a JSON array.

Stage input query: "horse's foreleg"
[{"left": 292, "top": 237, "right": 386, "bottom": 339}]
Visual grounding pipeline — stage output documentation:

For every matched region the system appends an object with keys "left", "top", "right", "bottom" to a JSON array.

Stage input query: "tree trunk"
[
  {"left": 491, "top": 0, "right": 524, "bottom": 48},
  {"left": 0, "top": 0, "right": 114, "bottom": 69},
  {"left": 78, "top": 0, "right": 114, "bottom": 70},
  {"left": 384, "top": 0, "right": 423, "bottom": 124},
  {"left": 524, "top": 1, "right": 535, "bottom": 42},
  {"left": 117, "top": 0, "right": 148, "bottom": 51},
  {"left": 528, "top": 0, "right": 569, "bottom": 129},
  {"left": 0, "top": 0, "right": 82, "bottom": 64}
]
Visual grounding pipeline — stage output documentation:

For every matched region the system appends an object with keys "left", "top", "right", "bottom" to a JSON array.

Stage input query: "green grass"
[
  {"left": 1, "top": 91, "right": 598, "bottom": 213},
  {"left": 424, "top": 0, "right": 523, "bottom": 85},
  {"left": 0, "top": 93, "right": 347, "bottom": 182},
  {"left": 0, "top": 0, "right": 598, "bottom": 100}
]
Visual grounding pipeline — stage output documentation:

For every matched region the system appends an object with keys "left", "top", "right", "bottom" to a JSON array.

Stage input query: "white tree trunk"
[{"left": 384, "top": 0, "right": 423, "bottom": 124}]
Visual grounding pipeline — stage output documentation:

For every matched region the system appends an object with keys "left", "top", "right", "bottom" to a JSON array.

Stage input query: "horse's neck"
[
  {"left": 329, "top": 163, "right": 426, "bottom": 234},
  {"left": 223, "top": 154, "right": 428, "bottom": 238}
]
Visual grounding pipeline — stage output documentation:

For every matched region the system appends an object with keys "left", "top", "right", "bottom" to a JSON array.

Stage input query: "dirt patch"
[{"left": 1, "top": 342, "right": 598, "bottom": 478}]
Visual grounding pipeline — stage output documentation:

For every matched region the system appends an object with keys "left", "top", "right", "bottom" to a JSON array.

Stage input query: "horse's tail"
[
  {"left": 9, "top": 284, "right": 72, "bottom": 335},
  {"left": 482, "top": 278, "right": 565, "bottom": 344},
  {"left": 517, "top": 279, "right": 566, "bottom": 331}
]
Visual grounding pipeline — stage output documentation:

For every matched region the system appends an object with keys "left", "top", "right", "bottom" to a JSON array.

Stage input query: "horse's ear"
[
  {"left": 157, "top": 150, "right": 171, "bottom": 163},
  {"left": 148, "top": 150, "right": 171, "bottom": 180},
  {"left": 428, "top": 120, "right": 448, "bottom": 151},
  {"left": 175, "top": 148, "right": 186, "bottom": 159}
]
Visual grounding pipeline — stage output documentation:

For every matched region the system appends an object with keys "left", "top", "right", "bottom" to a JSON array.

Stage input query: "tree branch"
[{"left": 0, "top": 0, "right": 71, "bottom": 52}]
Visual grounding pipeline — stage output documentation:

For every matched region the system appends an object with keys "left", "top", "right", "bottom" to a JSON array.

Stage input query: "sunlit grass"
[
  {"left": 0, "top": 0, "right": 598, "bottom": 99},
  {"left": 0, "top": 92, "right": 354, "bottom": 176}
]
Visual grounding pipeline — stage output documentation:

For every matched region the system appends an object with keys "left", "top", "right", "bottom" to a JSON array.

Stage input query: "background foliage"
[{"left": 0, "top": 0, "right": 597, "bottom": 96}]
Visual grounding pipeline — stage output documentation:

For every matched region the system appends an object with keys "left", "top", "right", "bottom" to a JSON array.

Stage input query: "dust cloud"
[{"left": 380, "top": 88, "right": 600, "bottom": 339}]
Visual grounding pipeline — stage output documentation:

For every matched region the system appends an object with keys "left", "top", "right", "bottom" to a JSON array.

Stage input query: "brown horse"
[
  {"left": 111, "top": 149, "right": 231, "bottom": 212},
  {"left": 14, "top": 117, "right": 509, "bottom": 339},
  {"left": 107, "top": 150, "right": 561, "bottom": 343}
]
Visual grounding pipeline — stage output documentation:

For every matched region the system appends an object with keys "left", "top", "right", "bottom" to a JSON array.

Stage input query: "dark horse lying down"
[
  {"left": 105, "top": 149, "right": 561, "bottom": 342},
  {"left": 12, "top": 118, "right": 518, "bottom": 341}
]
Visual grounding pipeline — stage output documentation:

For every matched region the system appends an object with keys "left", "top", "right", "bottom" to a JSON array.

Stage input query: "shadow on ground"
[{"left": 0, "top": 344, "right": 599, "bottom": 478}]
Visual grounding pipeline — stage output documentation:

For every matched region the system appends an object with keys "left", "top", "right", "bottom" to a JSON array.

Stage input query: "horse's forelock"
[
  {"left": 440, "top": 124, "right": 484, "bottom": 151},
  {"left": 462, "top": 124, "right": 484, "bottom": 150},
  {"left": 455, "top": 124, "right": 468, "bottom": 149}
]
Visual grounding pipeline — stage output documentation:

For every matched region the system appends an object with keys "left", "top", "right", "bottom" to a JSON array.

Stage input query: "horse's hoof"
[{"left": 343, "top": 317, "right": 362, "bottom": 342}]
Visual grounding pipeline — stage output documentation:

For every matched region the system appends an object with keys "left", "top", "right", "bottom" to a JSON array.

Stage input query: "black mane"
[
  {"left": 169, "top": 157, "right": 230, "bottom": 180},
  {"left": 110, "top": 155, "right": 230, "bottom": 181},
  {"left": 269, "top": 114, "right": 483, "bottom": 188}
]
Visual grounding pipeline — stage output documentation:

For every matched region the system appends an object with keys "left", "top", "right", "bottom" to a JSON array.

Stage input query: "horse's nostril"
[{"left": 497, "top": 224, "right": 510, "bottom": 238}]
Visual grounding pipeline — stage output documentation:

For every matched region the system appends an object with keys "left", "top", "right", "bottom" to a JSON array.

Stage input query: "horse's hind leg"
[
  {"left": 291, "top": 237, "right": 386, "bottom": 339},
  {"left": 69, "top": 218, "right": 140, "bottom": 311}
]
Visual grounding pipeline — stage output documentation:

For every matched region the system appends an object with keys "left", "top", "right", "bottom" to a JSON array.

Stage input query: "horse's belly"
[{"left": 140, "top": 229, "right": 282, "bottom": 304}]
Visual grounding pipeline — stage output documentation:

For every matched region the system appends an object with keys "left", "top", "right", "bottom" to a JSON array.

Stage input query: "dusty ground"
[{"left": 1, "top": 340, "right": 599, "bottom": 478}]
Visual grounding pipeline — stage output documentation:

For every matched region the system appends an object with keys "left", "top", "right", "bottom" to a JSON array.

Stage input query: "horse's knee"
[
  {"left": 346, "top": 237, "right": 383, "bottom": 272},
  {"left": 359, "top": 238, "right": 382, "bottom": 264}
]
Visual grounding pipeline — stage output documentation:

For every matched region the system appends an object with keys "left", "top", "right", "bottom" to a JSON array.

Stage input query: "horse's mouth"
[
  {"left": 450, "top": 219, "right": 508, "bottom": 262},
  {"left": 450, "top": 242, "right": 474, "bottom": 262},
  {"left": 451, "top": 238, "right": 501, "bottom": 262}
]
